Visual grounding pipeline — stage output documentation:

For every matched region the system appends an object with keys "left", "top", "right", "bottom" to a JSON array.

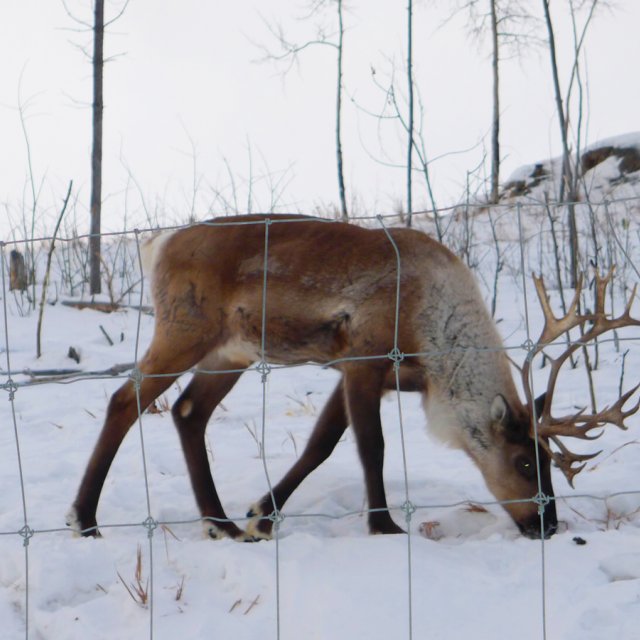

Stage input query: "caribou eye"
[{"left": 515, "top": 456, "right": 537, "bottom": 480}]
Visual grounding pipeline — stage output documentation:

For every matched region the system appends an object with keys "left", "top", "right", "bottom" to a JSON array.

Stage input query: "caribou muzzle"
[{"left": 517, "top": 500, "right": 558, "bottom": 540}]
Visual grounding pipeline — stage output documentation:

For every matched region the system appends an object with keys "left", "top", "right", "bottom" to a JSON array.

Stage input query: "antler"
[{"left": 523, "top": 268, "right": 640, "bottom": 486}]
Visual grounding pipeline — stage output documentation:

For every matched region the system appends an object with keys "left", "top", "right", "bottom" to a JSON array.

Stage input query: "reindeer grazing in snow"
[{"left": 67, "top": 215, "right": 639, "bottom": 541}]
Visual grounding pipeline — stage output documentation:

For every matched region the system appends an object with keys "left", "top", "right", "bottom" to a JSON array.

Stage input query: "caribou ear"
[
  {"left": 490, "top": 394, "right": 510, "bottom": 426},
  {"left": 534, "top": 392, "right": 547, "bottom": 420},
  {"left": 490, "top": 395, "right": 525, "bottom": 442}
]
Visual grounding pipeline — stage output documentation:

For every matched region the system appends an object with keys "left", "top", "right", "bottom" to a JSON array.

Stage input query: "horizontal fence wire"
[{"left": 1, "top": 196, "right": 640, "bottom": 639}]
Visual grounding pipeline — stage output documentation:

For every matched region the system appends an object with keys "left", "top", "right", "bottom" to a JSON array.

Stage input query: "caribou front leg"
[{"left": 345, "top": 363, "right": 405, "bottom": 535}]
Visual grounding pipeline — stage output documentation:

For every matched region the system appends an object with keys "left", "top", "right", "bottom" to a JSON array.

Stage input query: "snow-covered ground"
[{"left": 2, "top": 184, "right": 640, "bottom": 638}]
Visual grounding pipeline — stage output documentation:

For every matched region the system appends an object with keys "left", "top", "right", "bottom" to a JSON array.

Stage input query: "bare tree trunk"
[
  {"left": 541, "top": 0, "right": 578, "bottom": 288},
  {"left": 406, "top": 0, "right": 414, "bottom": 227},
  {"left": 489, "top": 0, "right": 500, "bottom": 204},
  {"left": 336, "top": 0, "right": 348, "bottom": 221},
  {"left": 90, "top": 0, "right": 104, "bottom": 295},
  {"left": 567, "top": 0, "right": 599, "bottom": 205},
  {"left": 10, "top": 250, "right": 28, "bottom": 292}
]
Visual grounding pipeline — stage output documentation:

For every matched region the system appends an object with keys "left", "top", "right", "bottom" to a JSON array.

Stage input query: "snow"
[
  {"left": 583, "top": 132, "right": 640, "bottom": 152},
  {"left": 2, "top": 202, "right": 640, "bottom": 639}
]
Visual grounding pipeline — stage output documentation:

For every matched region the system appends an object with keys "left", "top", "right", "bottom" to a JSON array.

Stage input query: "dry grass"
[{"left": 117, "top": 545, "right": 149, "bottom": 608}]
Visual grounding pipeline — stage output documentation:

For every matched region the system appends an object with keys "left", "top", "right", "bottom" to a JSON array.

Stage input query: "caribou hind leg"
[
  {"left": 171, "top": 356, "right": 252, "bottom": 541},
  {"left": 246, "top": 379, "right": 350, "bottom": 539},
  {"left": 67, "top": 336, "right": 212, "bottom": 536}
]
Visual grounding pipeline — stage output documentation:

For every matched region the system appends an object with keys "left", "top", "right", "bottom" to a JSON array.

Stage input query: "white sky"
[{"left": 1, "top": 1, "right": 639, "bottom": 236}]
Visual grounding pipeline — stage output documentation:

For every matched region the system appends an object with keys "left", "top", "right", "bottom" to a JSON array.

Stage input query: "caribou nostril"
[{"left": 518, "top": 516, "right": 558, "bottom": 540}]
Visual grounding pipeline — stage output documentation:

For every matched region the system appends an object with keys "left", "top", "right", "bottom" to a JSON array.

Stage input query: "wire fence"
[{"left": 2, "top": 196, "right": 640, "bottom": 639}]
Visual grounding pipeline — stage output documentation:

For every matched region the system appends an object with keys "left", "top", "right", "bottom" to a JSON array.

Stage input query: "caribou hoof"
[
  {"left": 65, "top": 506, "right": 101, "bottom": 538},
  {"left": 203, "top": 520, "right": 263, "bottom": 542},
  {"left": 244, "top": 503, "right": 276, "bottom": 541},
  {"left": 369, "top": 515, "right": 406, "bottom": 535}
]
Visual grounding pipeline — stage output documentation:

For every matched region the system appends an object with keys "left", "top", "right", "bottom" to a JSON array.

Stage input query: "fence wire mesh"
[{"left": 2, "top": 197, "right": 640, "bottom": 639}]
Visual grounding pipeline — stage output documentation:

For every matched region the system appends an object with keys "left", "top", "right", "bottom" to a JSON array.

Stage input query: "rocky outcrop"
[{"left": 500, "top": 133, "right": 640, "bottom": 202}]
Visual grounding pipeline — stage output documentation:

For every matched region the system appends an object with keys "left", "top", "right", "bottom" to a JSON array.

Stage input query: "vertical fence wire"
[
  {"left": 131, "top": 229, "right": 156, "bottom": 640},
  {"left": 257, "top": 217, "right": 282, "bottom": 640},
  {"left": 1, "top": 243, "right": 31, "bottom": 640},
  {"left": 377, "top": 215, "right": 414, "bottom": 640},
  {"left": 516, "top": 203, "right": 549, "bottom": 640}
]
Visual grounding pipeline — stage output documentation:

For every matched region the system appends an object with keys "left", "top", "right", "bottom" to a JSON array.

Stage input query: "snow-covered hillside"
[{"left": 501, "top": 132, "right": 640, "bottom": 205}]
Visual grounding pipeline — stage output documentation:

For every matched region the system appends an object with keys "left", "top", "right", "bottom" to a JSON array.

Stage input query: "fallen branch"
[
  {"left": 61, "top": 300, "right": 153, "bottom": 314},
  {"left": 99, "top": 324, "right": 114, "bottom": 345},
  {"left": 12, "top": 362, "right": 135, "bottom": 386}
]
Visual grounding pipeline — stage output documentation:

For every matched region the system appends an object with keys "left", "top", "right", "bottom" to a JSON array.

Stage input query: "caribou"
[{"left": 67, "top": 215, "right": 639, "bottom": 541}]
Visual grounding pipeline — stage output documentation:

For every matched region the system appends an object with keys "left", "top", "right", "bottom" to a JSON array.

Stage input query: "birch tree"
[
  {"left": 258, "top": 1, "right": 349, "bottom": 220},
  {"left": 62, "top": 0, "right": 130, "bottom": 294},
  {"left": 541, "top": 0, "right": 603, "bottom": 286},
  {"left": 452, "top": 0, "right": 540, "bottom": 203}
]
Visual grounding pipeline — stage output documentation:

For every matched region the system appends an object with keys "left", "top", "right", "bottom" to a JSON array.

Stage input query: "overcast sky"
[{"left": 1, "top": 1, "right": 639, "bottom": 236}]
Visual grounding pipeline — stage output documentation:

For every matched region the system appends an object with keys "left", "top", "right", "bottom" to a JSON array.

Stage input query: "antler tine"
[
  {"left": 593, "top": 266, "right": 615, "bottom": 316},
  {"left": 536, "top": 408, "right": 603, "bottom": 440},
  {"left": 595, "top": 383, "right": 640, "bottom": 428},
  {"left": 532, "top": 273, "right": 585, "bottom": 347},
  {"left": 620, "top": 282, "right": 639, "bottom": 323},
  {"left": 548, "top": 437, "right": 601, "bottom": 488},
  {"left": 527, "top": 268, "right": 640, "bottom": 487},
  {"left": 588, "top": 270, "right": 640, "bottom": 336},
  {"left": 523, "top": 273, "right": 586, "bottom": 417},
  {"left": 536, "top": 385, "right": 639, "bottom": 485},
  {"left": 522, "top": 274, "right": 582, "bottom": 410}
]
